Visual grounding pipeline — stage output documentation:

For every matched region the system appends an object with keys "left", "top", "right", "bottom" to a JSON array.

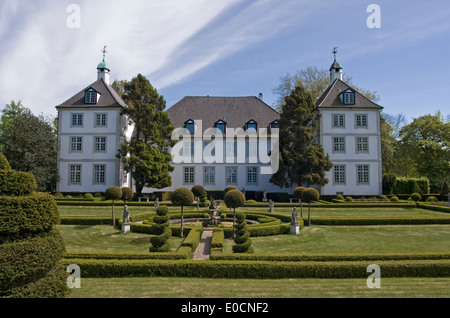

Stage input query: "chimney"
[{"left": 258, "top": 93, "right": 263, "bottom": 100}]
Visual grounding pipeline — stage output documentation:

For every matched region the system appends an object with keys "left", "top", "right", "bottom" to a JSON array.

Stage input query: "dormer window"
[
  {"left": 85, "top": 88, "right": 99, "bottom": 104},
  {"left": 340, "top": 89, "right": 355, "bottom": 105},
  {"left": 245, "top": 119, "right": 257, "bottom": 133},
  {"left": 184, "top": 119, "right": 195, "bottom": 134},
  {"left": 270, "top": 120, "right": 279, "bottom": 131},
  {"left": 214, "top": 120, "right": 227, "bottom": 134}
]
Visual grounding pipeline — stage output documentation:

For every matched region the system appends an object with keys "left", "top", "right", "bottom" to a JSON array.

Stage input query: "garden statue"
[
  {"left": 209, "top": 196, "right": 215, "bottom": 209},
  {"left": 262, "top": 189, "right": 268, "bottom": 202},
  {"left": 290, "top": 207, "right": 300, "bottom": 235},
  {"left": 268, "top": 199, "right": 274, "bottom": 213},
  {"left": 122, "top": 205, "right": 131, "bottom": 234},
  {"left": 154, "top": 198, "right": 159, "bottom": 211}
]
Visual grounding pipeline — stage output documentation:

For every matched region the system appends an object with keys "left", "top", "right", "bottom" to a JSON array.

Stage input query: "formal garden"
[
  {"left": 2, "top": 150, "right": 449, "bottom": 298},
  {"left": 51, "top": 184, "right": 450, "bottom": 298}
]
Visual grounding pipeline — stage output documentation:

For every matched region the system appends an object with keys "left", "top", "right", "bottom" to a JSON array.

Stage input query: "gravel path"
[{"left": 193, "top": 229, "right": 213, "bottom": 260}]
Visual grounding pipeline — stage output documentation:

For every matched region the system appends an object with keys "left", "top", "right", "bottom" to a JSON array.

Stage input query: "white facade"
[{"left": 319, "top": 108, "right": 382, "bottom": 195}]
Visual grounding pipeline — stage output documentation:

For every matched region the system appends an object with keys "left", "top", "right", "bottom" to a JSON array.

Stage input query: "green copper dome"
[{"left": 97, "top": 58, "right": 110, "bottom": 71}]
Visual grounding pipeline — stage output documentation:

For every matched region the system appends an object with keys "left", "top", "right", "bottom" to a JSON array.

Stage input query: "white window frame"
[
  {"left": 246, "top": 166, "right": 258, "bottom": 185},
  {"left": 183, "top": 166, "right": 195, "bottom": 184},
  {"left": 95, "top": 113, "right": 108, "bottom": 127},
  {"left": 70, "top": 136, "right": 83, "bottom": 152},
  {"left": 332, "top": 114, "right": 345, "bottom": 128},
  {"left": 93, "top": 164, "right": 106, "bottom": 184},
  {"left": 333, "top": 137, "right": 345, "bottom": 153},
  {"left": 69, "top": 164, "right": 82, "bottom": 184},
  {"left": 85, "top": 91, "right": 97, "bottom": 104},
  {"left": 355, "top": 114, "right": 368, "bottom": 128},
  {"left": 356, "top": 137, "right": 369, "bottom": 153},
  {"left": 71, "top": 113, "right": 83, "bottom": 127},
  {"left": 225, "top": 166, "right": 238, "bottom": 184},
  {"left": 333, "top": 165, "right": 346, "bottom": 185},
  {"left": 357, "top": 165, "right": 370, "bottom": 185},
  {"left": 94, "top": 136, "right": 107, "bottom": 152},
  {"left": 203, "top": 167, "right": 215, "bottom": 185}
]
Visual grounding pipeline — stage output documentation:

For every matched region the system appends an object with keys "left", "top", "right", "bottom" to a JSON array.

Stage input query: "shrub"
[
  {"left": 413, "top": 181, "right": 423, "bottom": 195},
  {"left": 426, "top": 196, "right": 438, "bottom": 202},
  {"left": 393, "top": 177, "right": 429, "bottom": 194},
  {"left": 94, "top": 192, "right": 102, "bottom": 198},
  {"left": 232, "top": 212, "right": 253, "bottom": 253},
  {"left": 199, "top": 191, "right": 208, "bottom": 207},
  {"left": 171, "top": 188, "right": 195, "bottom": 238},
  {"left": 0, "top": 152, "right": 11, "bottom": 171},
  {"left": 382, "top": 173, "right": 397, "bottom": 194},
  {"left": 293, "top": 186, "right": 306, "bottom": 200},
  {"left": 378, "top": 195, "right": 388, "bottom": 201},
  {"left": 105, "top": 186, "right": 122, "bottom": 227},
  {"left": 0, "top": 170, "right": 38, "bottom": 196},
  {"left": 390, "top": 196, "right": 400, "bottom": 202},
  {"left": 224, "top": 189, "right": 246, "bottom": 238},
  {"left": 54, "top": 192, "right": 64, "bottom": 199},
  {"left": 345, "top": 196, "right": 354, "bottom": 202},
  {"left": 301, "top": 188, "right": 320, "bottom": 227},
  {"left": 245, "top": 199, "right": 257, "bottom": 204},
  {"left": 440, "top": 181, "right": 449, "bottom": 200},
  {"left": 121, "top": 187, "right": 134, "bottom": 202},
  {"left": 336, "top": 195, "right": 344, "bottom": 201},
  {"left": 224, "top": 186, "right": 237, "bottom": 195},
  {"left": 83, "top": 193, "right": 94, "bottom": 199},
  {"left": 411, "top": 193, "right": 422, "bottom": 203}
]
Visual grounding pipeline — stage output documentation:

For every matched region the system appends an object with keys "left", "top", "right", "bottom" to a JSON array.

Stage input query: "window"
[
  {"left": 225, "top": 167, "right": 237, "bottom": 184},
  {"left": 203, "top": 141, "right": 215, "bottom": 156},
  {"left": 71, "top": 113, "right": 83, "bottom": 126},
  {"left": 334, "top": 165, "right": 346, "bottom": 184},
  {"left": 204, "top": 167, "right": 215, "bottom": 184},
  {"left": 184, "top": 167, "right": 195, "bottom": 184},
  {"left": 245, "top": 120, "right": 257, "bottom": 133},
  {"left": 333, "top": 137, "right": 345, "bottom": 153},
  {"left": 247, "top": 167, "right": 258, "bottom": 184},
  {"left": 95, "top": 137, "right": 107, "bottom": 152},
  {"left": 357, "top": 165, "right": 370, "bottom": 184},
  {"left": 69, "top": 165, "right": 81, "bottom": 184},
  {"left": 343, "top": 91, "right": 355, "bottom": 105},
  {"left": 333, "top": 114, "right": 345, "bottom": 127},
  {"left": 95, "top": 113, "right": 107, "bottom": 127},
  {"left": 270, "top": 120, "right": 279, "bottom": 130},
  {"left": 184, "top": 141, "right": 194, "bottom": 156},
  {"left": 247, "top": 141, "right": 258, "bottom": 157},
  {"left": 85, "top": 90, "right": 97, "bottom": 104},
  {"left": 70, "top": 137, "right": 82, "bottom": 152},
  {"left": 94, "top": 165, "right": 106, "bottom": 184},
  {"left": 184, "top": 119, "right": 195, "bottom": 134},
  {"left": 214, "top": 120, "right": 227, "bottom": 134},
  {"left": 356, "top": 114, "right": 368, "bottom": 128},
  {"left": 226, "top": 141, "right": 236, "bottom": 157},
  {"left": 356, "top": 137, "right": 369, "bottom": 152}
]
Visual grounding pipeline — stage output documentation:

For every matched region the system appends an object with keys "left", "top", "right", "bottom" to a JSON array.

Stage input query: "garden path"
[{"left": 193, "top": 228, "right": 213, "bottom": 260}]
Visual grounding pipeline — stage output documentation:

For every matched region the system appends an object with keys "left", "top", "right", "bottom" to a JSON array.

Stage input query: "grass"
[
  {"left": 224, "top": 224, "right": 450, "bottom": 254},
  {"left": 65, "top": 277, "right": 450, "bottom": 298},
  {"left": 57, "top": 225, "right": 184, "bottom": 253}
]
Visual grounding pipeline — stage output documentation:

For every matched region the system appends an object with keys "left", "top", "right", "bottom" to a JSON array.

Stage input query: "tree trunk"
[
  {"left": 180, "top": 205, "right": 184, "bottom": 238},
  {"left": 308, "top": 204, "right": 311, "bottom": 226},
  {"left": 111, "top": 200, "right": 116, "bottom": 226},
  {"left": 196, "top": 196, "right": 199, "bottom": 210},
  {"left": 300, "top": 201, "right": 303, "bottom": 218},
  {"left": 232, "top": 208, "right": 236, "bottom": 238}
]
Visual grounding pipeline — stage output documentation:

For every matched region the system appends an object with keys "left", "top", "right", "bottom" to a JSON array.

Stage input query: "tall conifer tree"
[{"left": 270, "top": 84, "right": 333, "bottom": 188}]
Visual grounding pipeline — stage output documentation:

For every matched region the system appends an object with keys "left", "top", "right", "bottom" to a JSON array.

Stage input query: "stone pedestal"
[
  {"left": 290, "top": 224, "right": 300, "bottom": 235},
  {"left": 122, "top": 222, "right": 131, "bottom": 234}
]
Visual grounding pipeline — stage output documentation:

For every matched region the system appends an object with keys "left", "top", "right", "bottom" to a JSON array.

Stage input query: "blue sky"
[{"left": 0, "top": 0, "right": 449, "bottom": 122}]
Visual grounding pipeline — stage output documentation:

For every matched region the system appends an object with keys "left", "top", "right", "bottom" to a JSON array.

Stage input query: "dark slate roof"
[
  {"left": 316, "top": 79, "right": 383, "bottom": 109},
  {"left": 56, "top": 78, "right": 127, "bottom": 108},
  {"left": 167, "top": 96, "right": 279, "bottom": 132}
]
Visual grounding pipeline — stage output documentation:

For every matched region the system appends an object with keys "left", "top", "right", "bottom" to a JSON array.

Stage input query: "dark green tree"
[
  {"left": 440, "top": 181, "right": 449, "bottom": 201},
  {"left": 150, "top": 206, "right": 172, "bottom": 252},
  {"left": 232, "top": 212, "right": 253, "bottom": 253},
  {"left": 105, "top": 186, "right": 122, "bottom": 226},
  {"left": 224, "top": 189, "right": 246, "bottom": 238},
  {"left": 115, "top": 74, "right": 174, "bottom": 195},
  {"left": 0, "top": 107, "right": 57, "bottom": 192},
  {"left": 270, "top": 84, "right": 333, "bottom": 189},
  {"left": 171, "top": 188, "right": 194, "bottom": 238},
  {"left": 191, "top": 185, "right": 206, "bottom": 210},
  {"left": 301, "top": 188, "right": 320, "bottom": 226}
]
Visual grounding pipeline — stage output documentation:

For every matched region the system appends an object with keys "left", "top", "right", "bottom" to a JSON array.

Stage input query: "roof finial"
[
  {"left": 101, "top": 45, "right": 108, "bottom": 60},
  {"left": 332, "top": 46, "right": 338, "bottom": 60}
]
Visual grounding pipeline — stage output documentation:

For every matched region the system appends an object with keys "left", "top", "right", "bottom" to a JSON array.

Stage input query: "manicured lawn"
[
  {"left": 65, "top": 277, "right": 450, "bottom": 298},
  {"left": 57, "top": 225, "right": 184, "bottom": 253},
  {"left": 224, "top": 224, "right": 450, "bottom": 254}
]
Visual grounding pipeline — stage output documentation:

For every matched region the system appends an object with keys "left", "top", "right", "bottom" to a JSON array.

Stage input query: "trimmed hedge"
[
  {"left": 60, "top": 258, "right": 450, "bottom": 278},
  {"left": 307, "top": 217, "right": 450, "bottom": 225},
  {"left": 393, "top": 177, "right": 430, "bottom": 194},
  {"left": 0, "top": 193, "right": 60, "bottom": 242},
  {"left": 0, "top": 229, "right": 66, "bottom": 293},
  {"left": 210, "top": 252, "right": 450, "bottom": 262},
  {"left": 418, "top": 203, "right": 450, "bottom": 214},
  {"left": 64, "top": 251, "right": 190, "bottom": 260},
  {"left": 0, "top": 170, "right": 37, "bottom": 196}
]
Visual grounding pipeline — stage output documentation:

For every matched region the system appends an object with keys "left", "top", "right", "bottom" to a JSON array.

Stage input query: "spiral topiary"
[
  {"left": 150, "top": 206, "right": 172, "bottom": 252},
  {"left": 0, "top": 155, "right": 68, "bottom": 298},
  {"left": 232, "top": 212, "right": 253, "bottom": 253}
]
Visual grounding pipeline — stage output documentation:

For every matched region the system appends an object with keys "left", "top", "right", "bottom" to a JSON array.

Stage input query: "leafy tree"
[
  {"left": 382, "top": 173, "right": 397, "bottom": 195},
  {"left": 293, "top": 186, "right": 305, "bottom": 217},
  {"left": 105, "top": 186, "right": 122, "bottom": 226},
  {"left": 440, "top": 181, "right": 449, "bottom": 201},
  {"left": 191, "top": 185, "right": 206, "bottom": 210},
  {"left": 0, "top": 107, "right": 57, "bottom": 192},
  {"left": 224, "top": 189, "right": 246, "bottom": 238},
  {"left": 301, "top": 188, "right": 319, "bottom": 226},
  {"left": 114, "top": 74, "right": 174, "bottom": 195},
  {"left": 273, "top": 66, "right": 379, "bottom": 111},
  {"left": 224, "top": 186, "right": 237, "bottom": 195},
  {"left": 121, "top": 187, "right": 134, "bottom": 203},
  {"left": 399, "top": 112, "right": 450, "bottom": 192},
  {"left": 270, "top": 85, "right": 333, "bottom": 189},
  {"left": 171, "top": 188, "right": 194, "bottom": 238}
]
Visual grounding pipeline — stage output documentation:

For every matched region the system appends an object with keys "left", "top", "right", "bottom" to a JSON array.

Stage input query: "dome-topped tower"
[
  {"left": 329, "top": 47, "right": 343, "bottom": 84},
  {"left": 97, "top": 45, "right": 110, "bottom": 84}
]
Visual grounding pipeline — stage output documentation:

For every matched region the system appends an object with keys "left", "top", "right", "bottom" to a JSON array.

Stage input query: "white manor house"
[{"left": 56, "top": 54, "right": 383, "bottom": 197}]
